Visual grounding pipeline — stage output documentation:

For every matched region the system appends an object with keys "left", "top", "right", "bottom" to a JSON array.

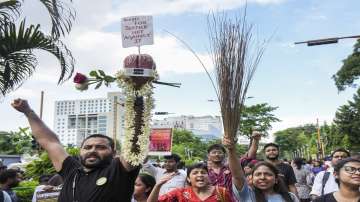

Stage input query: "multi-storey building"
[
  {"left": 152, "top": 115, "right": 223, "bottom": 141},
  {"left": 54, "top": 92, "right": 125, "bottom": 147}
]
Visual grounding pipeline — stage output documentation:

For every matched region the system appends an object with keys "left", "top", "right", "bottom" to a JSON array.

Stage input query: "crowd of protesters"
[{"left": 0, "top": 98, "right": 359, "bottom": 202}]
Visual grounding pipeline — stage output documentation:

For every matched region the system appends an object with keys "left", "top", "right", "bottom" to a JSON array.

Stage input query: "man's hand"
[
  {"left": 222, "top": 136, "right": 236, "bottom": 151},
  {"left": 11, "top": 99, "right": 32, "bottom": 114},
  {"left": 156, "top": 172, "right": 176, "bottom": 186},
  {"left": 251, "top": 130, "right": 262, "bottom": 141}
]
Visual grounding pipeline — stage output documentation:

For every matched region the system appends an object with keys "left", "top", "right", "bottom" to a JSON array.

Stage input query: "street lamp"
[
  {"left": 154, "top": 112, "right": 175, "bottom": 115},
  {"left": 295, "top": 34, "right": 360, "bottom": 46}
]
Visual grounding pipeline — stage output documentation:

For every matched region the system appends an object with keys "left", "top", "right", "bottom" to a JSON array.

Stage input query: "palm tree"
[{"left": 0, "top": 0, "right": 76, "bottom": 96}]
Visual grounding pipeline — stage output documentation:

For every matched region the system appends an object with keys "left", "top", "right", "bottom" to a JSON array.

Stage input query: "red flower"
[{"left": 73, "top": 73, "right": 88, "bottom": 84}]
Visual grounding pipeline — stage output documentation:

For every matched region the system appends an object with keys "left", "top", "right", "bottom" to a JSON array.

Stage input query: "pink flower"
[{"left": 73, "top": 73, "right": 88, "bottom": 84}]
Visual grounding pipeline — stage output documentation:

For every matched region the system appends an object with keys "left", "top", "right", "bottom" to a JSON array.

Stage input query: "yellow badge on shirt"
[{"left": 96, "top": 177, "right": 107, "bottom": 186}]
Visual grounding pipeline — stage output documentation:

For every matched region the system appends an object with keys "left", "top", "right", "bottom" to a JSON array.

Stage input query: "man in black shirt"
[
  {"left": 264, "top": 143, "right": 298, "bottom": 196},
  {"left": 12, "top": 99, "right": 140, "bottom": 202}
]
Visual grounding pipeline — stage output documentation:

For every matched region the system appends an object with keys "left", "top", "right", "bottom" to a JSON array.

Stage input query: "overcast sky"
[{"left": 1, "top": 0, "right": 360, "bottom": 136}]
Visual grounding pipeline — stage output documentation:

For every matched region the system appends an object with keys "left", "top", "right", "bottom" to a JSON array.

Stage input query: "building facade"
[
  {"left": 152, "top": 115, "right": 223, "bottom": 141},
  {"left": 54, "top": 92, "right": 125, "bottom": 147}
]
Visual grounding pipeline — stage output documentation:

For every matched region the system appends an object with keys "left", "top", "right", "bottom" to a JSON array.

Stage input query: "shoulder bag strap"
[{"left": 321, "top": 172, "right": 331, "bottom": 196}]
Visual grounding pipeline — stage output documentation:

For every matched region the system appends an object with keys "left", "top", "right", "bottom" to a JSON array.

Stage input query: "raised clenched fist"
[
  {"left": 11, "top": 98, "right": 32, "bottom": 114},
  {"left": 251, "top": 130, "right": 262, "bottom": 140}
]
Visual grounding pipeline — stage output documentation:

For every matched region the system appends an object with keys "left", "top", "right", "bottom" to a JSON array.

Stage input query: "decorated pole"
[
  {"left": 118, "top": 53, "right": 157, "bottom": 165},
  {"left": 72, "top": 15, "right": 180, "bottom": 166}
]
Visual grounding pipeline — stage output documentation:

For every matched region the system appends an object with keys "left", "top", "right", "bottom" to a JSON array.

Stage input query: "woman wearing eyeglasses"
[{"left": 313, "top": 158, "right": 360, "bottom": 202}]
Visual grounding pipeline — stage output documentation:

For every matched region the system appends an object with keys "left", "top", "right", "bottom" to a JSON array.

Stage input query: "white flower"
[
  {"left": 119, "top": 78, "right": 155, "bottom": 166},
  {"left": 75, "top": 82, "right": 89, "bottom": 91}
]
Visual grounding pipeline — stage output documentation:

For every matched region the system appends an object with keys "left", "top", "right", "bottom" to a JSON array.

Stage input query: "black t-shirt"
[
  {"left": 313, "top": 193, "right": 337, "bottom": 202},
  {"left": 58, "top": 156, "right": 140, "bottom": 202},
  {"left": 276, "top": 163, "right": 297, "bottom": 187}
]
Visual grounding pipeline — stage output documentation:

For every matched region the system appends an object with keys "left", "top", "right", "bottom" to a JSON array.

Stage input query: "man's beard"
[
  {"left": 266, "top": 154, "right": 279, "bottom": 161},
  {"left": 80, "top": 152, "right": 113, "bottom": 169}
]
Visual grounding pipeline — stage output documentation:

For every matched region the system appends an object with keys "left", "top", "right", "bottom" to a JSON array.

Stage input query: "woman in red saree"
[{"left": 147, "top": 163, "right": 233, "bottom": 202}]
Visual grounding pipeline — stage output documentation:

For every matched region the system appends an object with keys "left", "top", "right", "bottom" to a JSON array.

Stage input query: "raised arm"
[
  {"left": 247, "top": 131, "right": 261, "bottom": 159},
  {"left": 11, "top": 99, "right": 68, "bottom": 171},
  {"left": 141, "top": 156, "right": 161, "bottom": 177},
  {"left": 223, "top": 136, "right": 245, "bottom": 190},
  {"left": 147, "top": 173, "right": 176, "bottom": 202}
]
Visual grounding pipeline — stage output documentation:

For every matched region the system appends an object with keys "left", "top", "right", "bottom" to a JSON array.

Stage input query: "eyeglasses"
[{"left": 343, "top": 166, "right": 360, "bottom": 174}]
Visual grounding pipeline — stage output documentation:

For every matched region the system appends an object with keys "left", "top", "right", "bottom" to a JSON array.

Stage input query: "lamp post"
[
  {"left": 113, "top": 100, "right": 124, "bottom": 151},
  {"left": 295, "top": 34, "right": 360, "bottom": 46},
  {"left": 154, "top": 112, "right": 175, "bottom": 115}
]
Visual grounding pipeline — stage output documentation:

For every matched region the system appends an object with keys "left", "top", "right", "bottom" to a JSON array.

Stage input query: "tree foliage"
[
  {"left": 171, "top": 129, "right": 208, "bottom": 165},
  {"left": 333, "top": 39, "right": 360, "bottom": 91},
  {"left": 171, "top": 129, "right": 246, "bottom": 166},
  {"left": 274, "top": 124, "right": 317, "bottom": 159},
  {"left": 25, "top": 147, "right": 79, "bottom": 180},
  {"left": 14, "top": 180, "right": 38, "bottom": 202},
  {"left": 239, "top": 103, "right": 280, "bottom": 138},
  {"left": 274, "top": 117, "right": 359, "bottom": 159},
  {"left": 0, "top": 127, "right": 33, "bottom": 154},
  {"left": 333, "top": 88, "right": 360, "bottom": 151},
  {"left": 0, "top": 0, "right": 75, "bottom": 96}
]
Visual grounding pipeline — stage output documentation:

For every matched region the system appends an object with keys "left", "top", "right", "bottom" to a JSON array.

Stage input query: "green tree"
[
  {"left": 333, "top": 39, "right": 360, "bottom": 91},
  {"left": 25, "top": 146, "right": 79, "bottom": 180},
  {"left": 171, "top": 129, "right": 248, "bottom": 166},
  {"left": 0, "top": 0, "right": 75, "bottom": 96},
  {"left": 274, "top": 124, "right": 317, "bottom": 159},
  {"left": 333, "top": 88, "right": 360, "bottom": 151},
  {"left": 0, "top": 127, "right": 33, "bottom": 154},
  {"left": 171, "top": 129, "right": 208, "bottom": 165},
  {"left": 239, "top": 103, "right": 280, "bottom": 138}
]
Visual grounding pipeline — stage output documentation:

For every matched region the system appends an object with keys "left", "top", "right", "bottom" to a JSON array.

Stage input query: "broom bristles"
[{"left": 208, "top": 12, "right": 266, "bottom": 140}]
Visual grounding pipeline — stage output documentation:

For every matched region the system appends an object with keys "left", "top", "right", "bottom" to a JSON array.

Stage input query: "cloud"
[
  {"left": 103, "top": 0, "right": 287, "bottom": 27},
  {"left": 66, "top": 29, "right": 213, "bottom": 75},
  {"left": 7, "top": 87, "right": 38, "bottom": 99},
  {"left": 307, "top": 14, "right": 328, "bottom": 21}
]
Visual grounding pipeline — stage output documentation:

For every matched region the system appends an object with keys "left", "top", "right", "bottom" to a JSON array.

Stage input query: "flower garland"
[
  {"left": 73, "top": 68, "right": 158, "bottom": 166},
  {"left": 116, "top": 70, "right": 156, "bottom": 166}
]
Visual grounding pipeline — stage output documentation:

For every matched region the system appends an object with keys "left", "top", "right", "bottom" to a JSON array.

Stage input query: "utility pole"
[
  {"left": 36, "top": 91, "right": 44, "bottom": 152},
  {"left": 39, "top": 91, "right": 44, "bottom": 119},
  {"left": 113, "top": 100, "right": 118, "bottom": 151},
  {"left": 113, "top": 99, "right": 124, "bottom": 151},
  {"left": 316, "top": 119, "right": 323, "bottom": 160}
]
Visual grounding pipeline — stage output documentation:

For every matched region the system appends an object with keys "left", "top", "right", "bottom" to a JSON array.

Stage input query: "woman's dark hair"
[
  {"left": 334, "top": 158, "right": 360, "bottom": 185},
  {"left": 186, "top": 163, "right": 208, "bottom": 186},
  {"left": 138, "top": 173, "right": 156, "bottom": 196},
  {"left": 0, "top": 169, "right": 18, "bottom": 183},
  {"left": 293, "top": 158, "right": 303, "bottom": 170},
  {"left": 187, "top": 163, "right": 208, "bottom": 177},
  {"left": 252, "top": 162, "right": 293, "bottom": 202}
]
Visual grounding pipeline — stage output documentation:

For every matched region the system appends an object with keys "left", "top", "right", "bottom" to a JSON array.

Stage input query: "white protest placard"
[{"left": 121, "top": 15, "right": 153, "bottom": 48}]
